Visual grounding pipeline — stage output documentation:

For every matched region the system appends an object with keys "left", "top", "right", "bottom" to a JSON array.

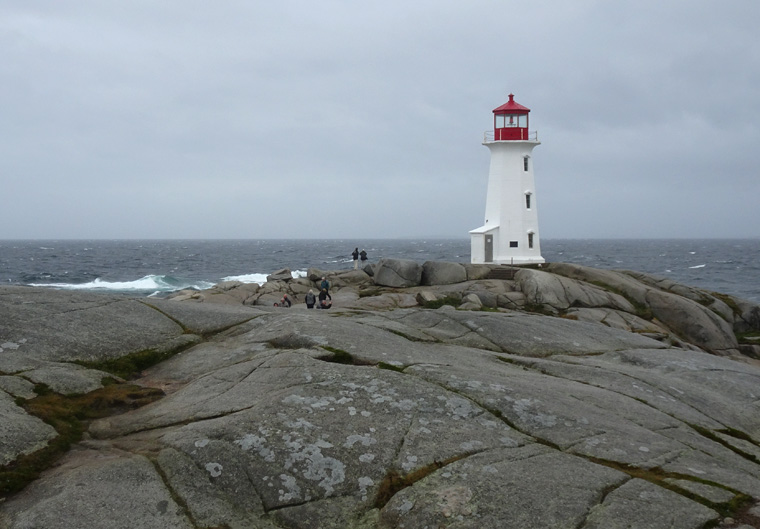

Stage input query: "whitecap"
[
  {"left": 222, "top": 270, "right": 307, "bottom": 286},
  {"left": 689, "top": 264, "right": 706, "bottom": 269},
  {"left": 222, "top": 273, "right": 270, "bottom": 285},
  {"left": 29, "top": 275, "right": 214, "bottom": 293}
]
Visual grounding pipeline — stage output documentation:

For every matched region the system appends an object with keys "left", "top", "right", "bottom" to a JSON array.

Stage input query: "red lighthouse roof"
[
  {"left": 491, "top": 93, "right": 532, "bottom": 141},
  {"left": 493, "top": 93, "right": 530, "bottom": 114}
]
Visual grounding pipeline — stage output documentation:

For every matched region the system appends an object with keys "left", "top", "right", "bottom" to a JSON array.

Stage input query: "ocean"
[{"left": 1, "top": 239, "right": 758, "bottom": 303}]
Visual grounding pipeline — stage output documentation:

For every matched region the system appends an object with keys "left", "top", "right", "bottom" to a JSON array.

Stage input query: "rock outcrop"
[
  {"left": 2, "top": 260, "right": 760, "bottom": 529},
  {"left": 421, "top": 260, "right": 468, "bottom": 285},
  {"left": 373, "top": 258, "right": 423, "bottom": 288}
]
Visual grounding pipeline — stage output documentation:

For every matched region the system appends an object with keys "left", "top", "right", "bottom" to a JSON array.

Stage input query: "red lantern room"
[{"left": 493, "top": 93, "right": 530, "bottom": 141}]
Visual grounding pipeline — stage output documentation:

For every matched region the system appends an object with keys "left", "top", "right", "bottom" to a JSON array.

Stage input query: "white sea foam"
[
  {"left": 221, "top": 273, "right": 269, "bottom": 285},
  {"left": 31, "top": 269, "right": 310, "bottom": 292},
  {"left": 689, "top": 264, "right": 706, "bottom": 269},
  {"left": 222, "top": 270, "right": 307, "bottom": 285},
  {"left": 29, "top": 275, "right": 215, "bottom": 292}
]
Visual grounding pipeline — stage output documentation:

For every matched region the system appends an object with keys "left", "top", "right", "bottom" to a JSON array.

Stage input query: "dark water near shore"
[{"left": 0, "top": 239, "right": 758, "bottom": 302}]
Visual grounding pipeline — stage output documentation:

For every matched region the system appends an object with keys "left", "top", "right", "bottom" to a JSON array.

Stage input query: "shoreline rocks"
[
  {"left": 166, "top": 258, "right": 760, "bottom": 360},
  {"left": 2, "top": 260, "right": 760, "bottom": 529}
]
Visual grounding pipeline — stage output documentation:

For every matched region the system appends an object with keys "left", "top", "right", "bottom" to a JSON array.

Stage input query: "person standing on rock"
[
  {"left": 305, "top": 289, "right": 316, "bottom": 309},
  {"left": 320, "top": 276, "right": 330, "bottom": 293},
  {"left": 359, "top": 249, "right": 368, "bottom": 267},
  {"left": 352, "top": 247, "right": 359, "bottom": 269}
]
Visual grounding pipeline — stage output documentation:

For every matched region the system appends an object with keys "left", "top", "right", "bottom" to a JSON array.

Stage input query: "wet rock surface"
[{"left": 2, "top": 262, "right": 760, "bottom": 528}]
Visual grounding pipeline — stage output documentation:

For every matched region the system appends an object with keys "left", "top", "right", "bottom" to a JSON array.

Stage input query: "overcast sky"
[{"left": 1, "top": 1, "right": 758, "bottom": 240}]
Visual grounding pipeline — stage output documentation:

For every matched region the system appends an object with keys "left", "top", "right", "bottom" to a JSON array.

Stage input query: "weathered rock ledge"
[
  {"left": 169, "top": 259, "right": 760, "bottom": 361},
  {"left": 1, "top": 259, "right": 760, "bottom": 529}
]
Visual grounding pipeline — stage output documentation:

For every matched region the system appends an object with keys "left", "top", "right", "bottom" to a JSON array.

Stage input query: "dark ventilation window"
[
  {"left": 528, "top": 233, "right": 534, "bottom": 249},
  {"left": 525, "top": 193, "right": 531, "bottom": 209},
  {"left": 510, "top": 241, "right": 519, "bottom": 248},
  {"left": 523, "top": 157, "right": 529, "bottom": 171}
]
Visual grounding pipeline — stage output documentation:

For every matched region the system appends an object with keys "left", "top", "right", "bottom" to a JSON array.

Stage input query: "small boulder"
[
  {"left": 464, "top": 263, "right": 493, "bottom": 281},
  {"left": 416, "top": 291, "right": 438, "bottom": 305},
  {"left": 421, "top": 261, "right": 467, "bottom": 286},
  {"left": 307, "top": 268, "right": 325, "bottom": 282},
  {"left": 469, "top": 290, "right": 498, "bottom": 308},
  {"left": 373, "top": 258, "right": 423, "bottom": 288},
  {"left": 266, "top": 269, "right": 292, "bottom": 282},
  {"left": 459, "top": 293, "right": 483, "bottom": 310}
]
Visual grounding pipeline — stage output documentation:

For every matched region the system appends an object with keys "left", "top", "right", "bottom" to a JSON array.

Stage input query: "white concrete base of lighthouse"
[{"left": 470, "top": 225, "right": 545, "bottom": 265}]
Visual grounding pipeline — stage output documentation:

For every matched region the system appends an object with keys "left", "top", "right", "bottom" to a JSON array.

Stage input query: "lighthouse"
[{"left": 470, "top": 93, "right": 544, "bottom": 265}]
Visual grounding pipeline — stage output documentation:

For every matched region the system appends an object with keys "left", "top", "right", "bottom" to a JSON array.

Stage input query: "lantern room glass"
[{"left": 495, "top": 114, "right": 527, "bottom": 128}]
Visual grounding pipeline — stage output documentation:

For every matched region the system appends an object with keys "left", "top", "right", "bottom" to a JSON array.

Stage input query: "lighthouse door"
[{"left": 485, "top": 235, "right": 493, "bottom": 262}]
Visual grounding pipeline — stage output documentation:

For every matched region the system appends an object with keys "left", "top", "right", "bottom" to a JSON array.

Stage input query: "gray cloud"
[{"left": 1, "top": 0, "right": 758, "bottom": 239}]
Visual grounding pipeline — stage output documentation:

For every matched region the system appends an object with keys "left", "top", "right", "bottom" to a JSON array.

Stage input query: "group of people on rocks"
[
  {"left": 305, "top": 277, "right": 332, "bottom": 309},
  {"left": 275, "top": 247, "right": 369, "bottom": 309}
]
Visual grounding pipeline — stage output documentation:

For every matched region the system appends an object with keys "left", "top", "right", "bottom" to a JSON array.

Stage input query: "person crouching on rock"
[
  {"left": 305, "top": 289, "right": 316, "bottom": 309},
  {"left": 277, "top": 294, "right": 291, "bottom": 308},
  {"left": 318, "top": 288, "right": 331, "bottom": 309}
]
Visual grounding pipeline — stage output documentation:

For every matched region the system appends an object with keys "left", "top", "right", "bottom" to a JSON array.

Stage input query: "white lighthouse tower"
[{"left": 470, "top": 93, "right": 544, "bottom": 265}]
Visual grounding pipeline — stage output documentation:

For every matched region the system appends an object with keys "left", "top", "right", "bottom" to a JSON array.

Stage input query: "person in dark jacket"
[
  {"left": 305, "top": 289, "right": 316, "bottom": 309},
  {"left": 318, "top": 288, "right": 331, "bottom": 308},
  {"left": 352, "top": 247, "right": 359, "bottom": 269},
  {"left": 359, "top": 249, "right": 368, "bottom": 265},
  {"left": 320, "top": 277, "right": 330, "bottom": 293}
]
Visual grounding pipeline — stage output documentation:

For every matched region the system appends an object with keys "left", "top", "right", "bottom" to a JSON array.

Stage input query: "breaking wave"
[
  {"left": 29, "top": 275, "right": 215, "bottom": 293},
  {"left": 222, "top": 270, "right": 307, "bottom": 285}
]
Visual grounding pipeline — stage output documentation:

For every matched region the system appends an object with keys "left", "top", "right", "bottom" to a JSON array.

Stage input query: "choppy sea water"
[{"left": 0, "top": 239, "right": 758, "bottom": 303}]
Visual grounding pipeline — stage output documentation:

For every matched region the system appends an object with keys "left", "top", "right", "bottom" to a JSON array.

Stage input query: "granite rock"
[{"left": 2, "top": 264, "right": 760, "bottom": 529}]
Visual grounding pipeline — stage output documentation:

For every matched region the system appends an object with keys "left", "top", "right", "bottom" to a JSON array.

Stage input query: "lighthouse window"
[
  {"left": 523, "top": 157, "right": 529, "bottom": 171},
  {"left": 525, "top": 193, "right": 531, "bottom": 209},
  {"left": 528, "top": 233, "right": 534, "bottom": 249},
  {"left": 509, "top": 241, "right": 519, "bottom": 248}
]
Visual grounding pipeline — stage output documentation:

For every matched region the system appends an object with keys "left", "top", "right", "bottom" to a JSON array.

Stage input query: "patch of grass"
[
  {"left": 358, "top": 288, "right": 382, "bottom": 298},
  {"left": 586, "top": 456, "right": 751, "bottom": 520},
  {"left": 76, "top": 348, "right": 181, "bottom": 380},
  {"left": 0, "top": 383, "right": 164, "bottom": 498},
  {"left": 421, "top": 295, "right": 461, "bottom": 310},
  {"left": 710, "top": 292, "right": 742, "bottom": 316},
  {"left": 691, "top": 425, "right": 760, "bottom": 464},
  {"left": 317, "top": 346, "right": 356, "bottom": 365},
  {"left": 377, "top": 362, "right": 405, "bottom": 373},
  {"left": 587, "top": 280, "right": 653, "bottom": 320},
  {"left": 523, "top": 301, "right": 555, "bottom": 316}
]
